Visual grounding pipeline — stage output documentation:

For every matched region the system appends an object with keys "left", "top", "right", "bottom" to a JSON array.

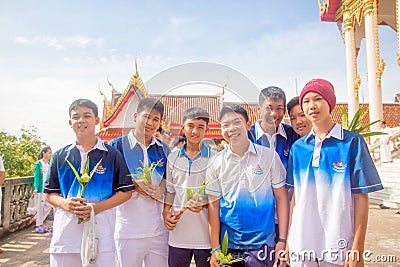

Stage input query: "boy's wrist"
[
  {"left": 210, "top": 244, "right": 221, "bottom": 254},
  {"left": 277, "top": 237, "right": 287, "bottom": 243}
]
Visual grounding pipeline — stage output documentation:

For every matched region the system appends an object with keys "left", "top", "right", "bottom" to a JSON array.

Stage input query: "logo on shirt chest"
[
  {"left": 252, "top": 164, "right": 264, "bottom": 175},
  {"left": 156, "top": 158, "right": 165, "bottom": 167},
  {"left": 332, "top": 159, "right": 347, "bottom": 173},
  {"left": 95, "top": 163, "right": 107, "bottom": 174},
  {"left": 283, "top": 147, "right": 290, "bottom": 157}
]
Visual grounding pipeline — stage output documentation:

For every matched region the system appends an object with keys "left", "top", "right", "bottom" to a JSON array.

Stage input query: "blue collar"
[{"left": 178, "top": 143, "right": 210, "bottom": 158}]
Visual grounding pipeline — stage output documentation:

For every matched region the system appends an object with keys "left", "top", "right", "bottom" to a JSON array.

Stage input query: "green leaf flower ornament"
[
  {"left": 65, "top": 156, "right": 102, "bottom": 224},
  {"left": 129, "top": 159, "right": 162, "bottom": 184}
]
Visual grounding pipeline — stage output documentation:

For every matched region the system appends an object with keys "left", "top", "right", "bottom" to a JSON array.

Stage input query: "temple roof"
[{"left": 318, "top": 0, "right": 342, "bottom": 22}]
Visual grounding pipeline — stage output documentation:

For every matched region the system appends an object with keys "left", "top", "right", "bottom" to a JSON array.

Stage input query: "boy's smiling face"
[
  {"left": 134, "top": 108, "right": 162, "bottom": 140},
  {"left": 301, "top": 91, "right": 331, "bottom": 124},
  {"left": 183, "top": 118, "right": 208, "bottom": 145},
  {"left": 260, "top": 97, "right": 285, "bottom": 129},
  {"left": 289, "top": 104, "right": 312, "bottom": 137},
  {"left": 69, "top": 106, "right": 99, "bottom": 138},
  {"left": 220, "top": 112, "right": 248, "bottom": 144}
]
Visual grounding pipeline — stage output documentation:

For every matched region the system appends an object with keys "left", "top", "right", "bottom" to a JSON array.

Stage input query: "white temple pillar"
[
  {"left": 343, "top": 9, "right": 359, "bottom": 120},
  {"left": 364, "top": 0, "right": 383, "bottom": 132}
]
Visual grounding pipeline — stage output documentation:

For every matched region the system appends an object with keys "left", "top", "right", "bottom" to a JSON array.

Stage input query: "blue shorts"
[
  {"left": 168, "top": 245, "right": 210, "bottom": 267},
  {"left": 228, "top": 244, "right": 274, "bottom": 267}
]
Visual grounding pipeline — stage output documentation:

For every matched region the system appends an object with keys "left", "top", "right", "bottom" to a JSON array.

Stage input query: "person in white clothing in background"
[
  {"left": 33, "top": 146, "right": 53, "bottom": 233},
  {"left": 379, "top": 120, "right": 393, "bottom": 163}
]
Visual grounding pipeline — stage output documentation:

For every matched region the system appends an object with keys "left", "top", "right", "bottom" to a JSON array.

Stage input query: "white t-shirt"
[
  {"left": 166, "top": 144, "right": 214, "bottom": 249},
  {"left": 50, "top": 208, "right": 116, "bottom": 253},
  {"left": 40, "top": 159, "right": 49, "bottom": 188},
  {"left": 114, "top": 132, "right": 169, "bottom": 239}
]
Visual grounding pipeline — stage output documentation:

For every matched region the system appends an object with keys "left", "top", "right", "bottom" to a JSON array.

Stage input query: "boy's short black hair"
[
  {"left": 69, "top": 99, "right": 98, "bottom": 117},
  {"left": 287, "top": 96, "right": 300, "bottom": 115},
  {"left": 173, "top": 136, "right": 186, "bottom": 147},
  {"left": 218, "top": 104, "right": 249, "bottom": 123},
  {"left": 212, "top": 138, "right": 222, "bottom": 145},
  {"left": 182, "top": 107, "right": 210, "bottom": 125},
  {"left": 156, "top": 127, "right": 164, "bottom": 134},
  {"left": 258, "top": 86, "right": 286, "bottom": 108},
  {"left": 137, "top": 98, "right": 164, "bottom": 118}
]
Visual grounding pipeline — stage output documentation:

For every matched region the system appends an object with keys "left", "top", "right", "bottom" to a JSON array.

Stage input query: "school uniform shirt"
[
  {"left": 206, "top": 141, "right": 286, "bottom": 250},
  {"left": 44, "top": 138, "right": 134, "bottom": 253},
  {"left": 166, "top": 144, "right": 214, "bottom": 249},
  {"left": 248, "top": 121, "right": 300, "bottom": 169},
  {"left": 286, "top": 123, "right": 383, "bottom": 265},
  {"left": 109, "top": 131, "right": 171, "bottom": 239}
]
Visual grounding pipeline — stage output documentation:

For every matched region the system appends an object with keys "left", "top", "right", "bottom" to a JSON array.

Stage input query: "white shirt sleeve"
[
  {"left": 205, "top": 155, "right": 222, "bottom": 197},
  {"left": 166, "top": 154, "right": 176, "bottom": 194},
  {"left": 270, "top": 151, "right": 286, "bottom": 188}
]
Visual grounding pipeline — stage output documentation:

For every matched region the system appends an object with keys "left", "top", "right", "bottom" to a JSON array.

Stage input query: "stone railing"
[
  {"left": 368, "top": 127, "right": 400, "bottom": 161},
  {"left": 0, "top": 176, "right": 35, "bottom": 238}
]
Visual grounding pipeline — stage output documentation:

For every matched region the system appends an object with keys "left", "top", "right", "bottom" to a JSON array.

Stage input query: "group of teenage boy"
[{"left": 43, "top": 78, "right": 383, "bottom": 267}]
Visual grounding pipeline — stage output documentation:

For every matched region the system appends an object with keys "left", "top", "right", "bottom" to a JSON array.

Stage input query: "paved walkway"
[{"left": 0, "top": 205, "right": 399, "bottom": 266}]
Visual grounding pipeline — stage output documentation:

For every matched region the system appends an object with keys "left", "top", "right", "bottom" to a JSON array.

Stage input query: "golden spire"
[
  {"left": 134, "top": 57, "right": 139, "bottom": 79},
  {"left": 130, "top": 57, "right": 148, "bottom": 97},
  {"left": 99, "top": 83, "right": 106, "bottom": 98},
  {"left": 107, "top": 74, "right": 116, "bottom": 92}
]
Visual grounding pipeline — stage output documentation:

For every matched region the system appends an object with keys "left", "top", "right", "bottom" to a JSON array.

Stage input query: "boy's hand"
[
  {"left": 274, "top": 241, "right": 287, "bottom": 267},
  {"left": 62, "top": 197, "right": 92, "bottom": 223},
  {"left": 134, "top": 179, "right": 151, "bottom": 196},
  {"left": 162, "top": 209, "right": 179, "bottom": 230},
  {"left": 147, "top": 184, "right": 163, "bottom": 200},
  {"left": 185, "top": 194, "right": 205, "bottom": 213},
  {"left": 210, "top": 251, "right": 221, "bottom": 267},
  {"left": 62, "top": 197, "right": 87, "bottom": 212},
  {"left": 67, "top": 197, "right": 92, "bottom": 223},
  {"left": 345, "top": 249, "right": 363, "bottom": 267},
  {"left": 285, "top": 242, "right": 291, "bottom": 266}
]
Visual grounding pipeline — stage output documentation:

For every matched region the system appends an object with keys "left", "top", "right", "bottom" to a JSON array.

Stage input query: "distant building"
[{"left": 97, "top": 63, "right": 400, "bottom": 143}]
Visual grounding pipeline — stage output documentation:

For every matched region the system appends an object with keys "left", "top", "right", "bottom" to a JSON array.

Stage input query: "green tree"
[{"left": 0, "top": 127, "right": 47, "bottom": 177}]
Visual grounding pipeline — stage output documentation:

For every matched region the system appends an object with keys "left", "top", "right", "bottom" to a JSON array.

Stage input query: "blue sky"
[{"left": 0, "top": 1, "right": 398, "bottom": 150}]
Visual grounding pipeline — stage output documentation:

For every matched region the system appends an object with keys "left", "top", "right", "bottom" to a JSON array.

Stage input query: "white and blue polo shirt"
[
  {"left": 109, "top": 130, "right": 171, "bottom": 239},
  {"left": 286, "top": 123, "right": 383, "bottom": 265},
  {"left": 206, "top": 141, "right": 286, "bottom": 250},
  {"left": 166, "top": 143, "right": 214, "bottom": 249},
  {"left": 44, "top": 137, "right": 133, "bottom": 202},
  {"left": 44, "top": 137, "right": 134, "bottom": 254},
  {"left": 248, "top": 121, "right": 300, "bottom": 169}
]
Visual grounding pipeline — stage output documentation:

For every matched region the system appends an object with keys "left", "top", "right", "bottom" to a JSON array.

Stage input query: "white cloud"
[
  {"left": 14, "top": 36, "right": 31, "bottom": 44},
  {"left": 13, "top": 35, "right": 104, "bottom": 50}
]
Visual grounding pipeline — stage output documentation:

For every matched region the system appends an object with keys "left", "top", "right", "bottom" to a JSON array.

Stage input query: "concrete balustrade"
[{"left": 0, "top": 176, "right": 35, "bottom": 238}]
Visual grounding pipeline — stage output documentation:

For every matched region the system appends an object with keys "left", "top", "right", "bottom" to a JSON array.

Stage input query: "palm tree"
[{"left": 340, "top": 107, "right": 384, "bottom": 138}]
